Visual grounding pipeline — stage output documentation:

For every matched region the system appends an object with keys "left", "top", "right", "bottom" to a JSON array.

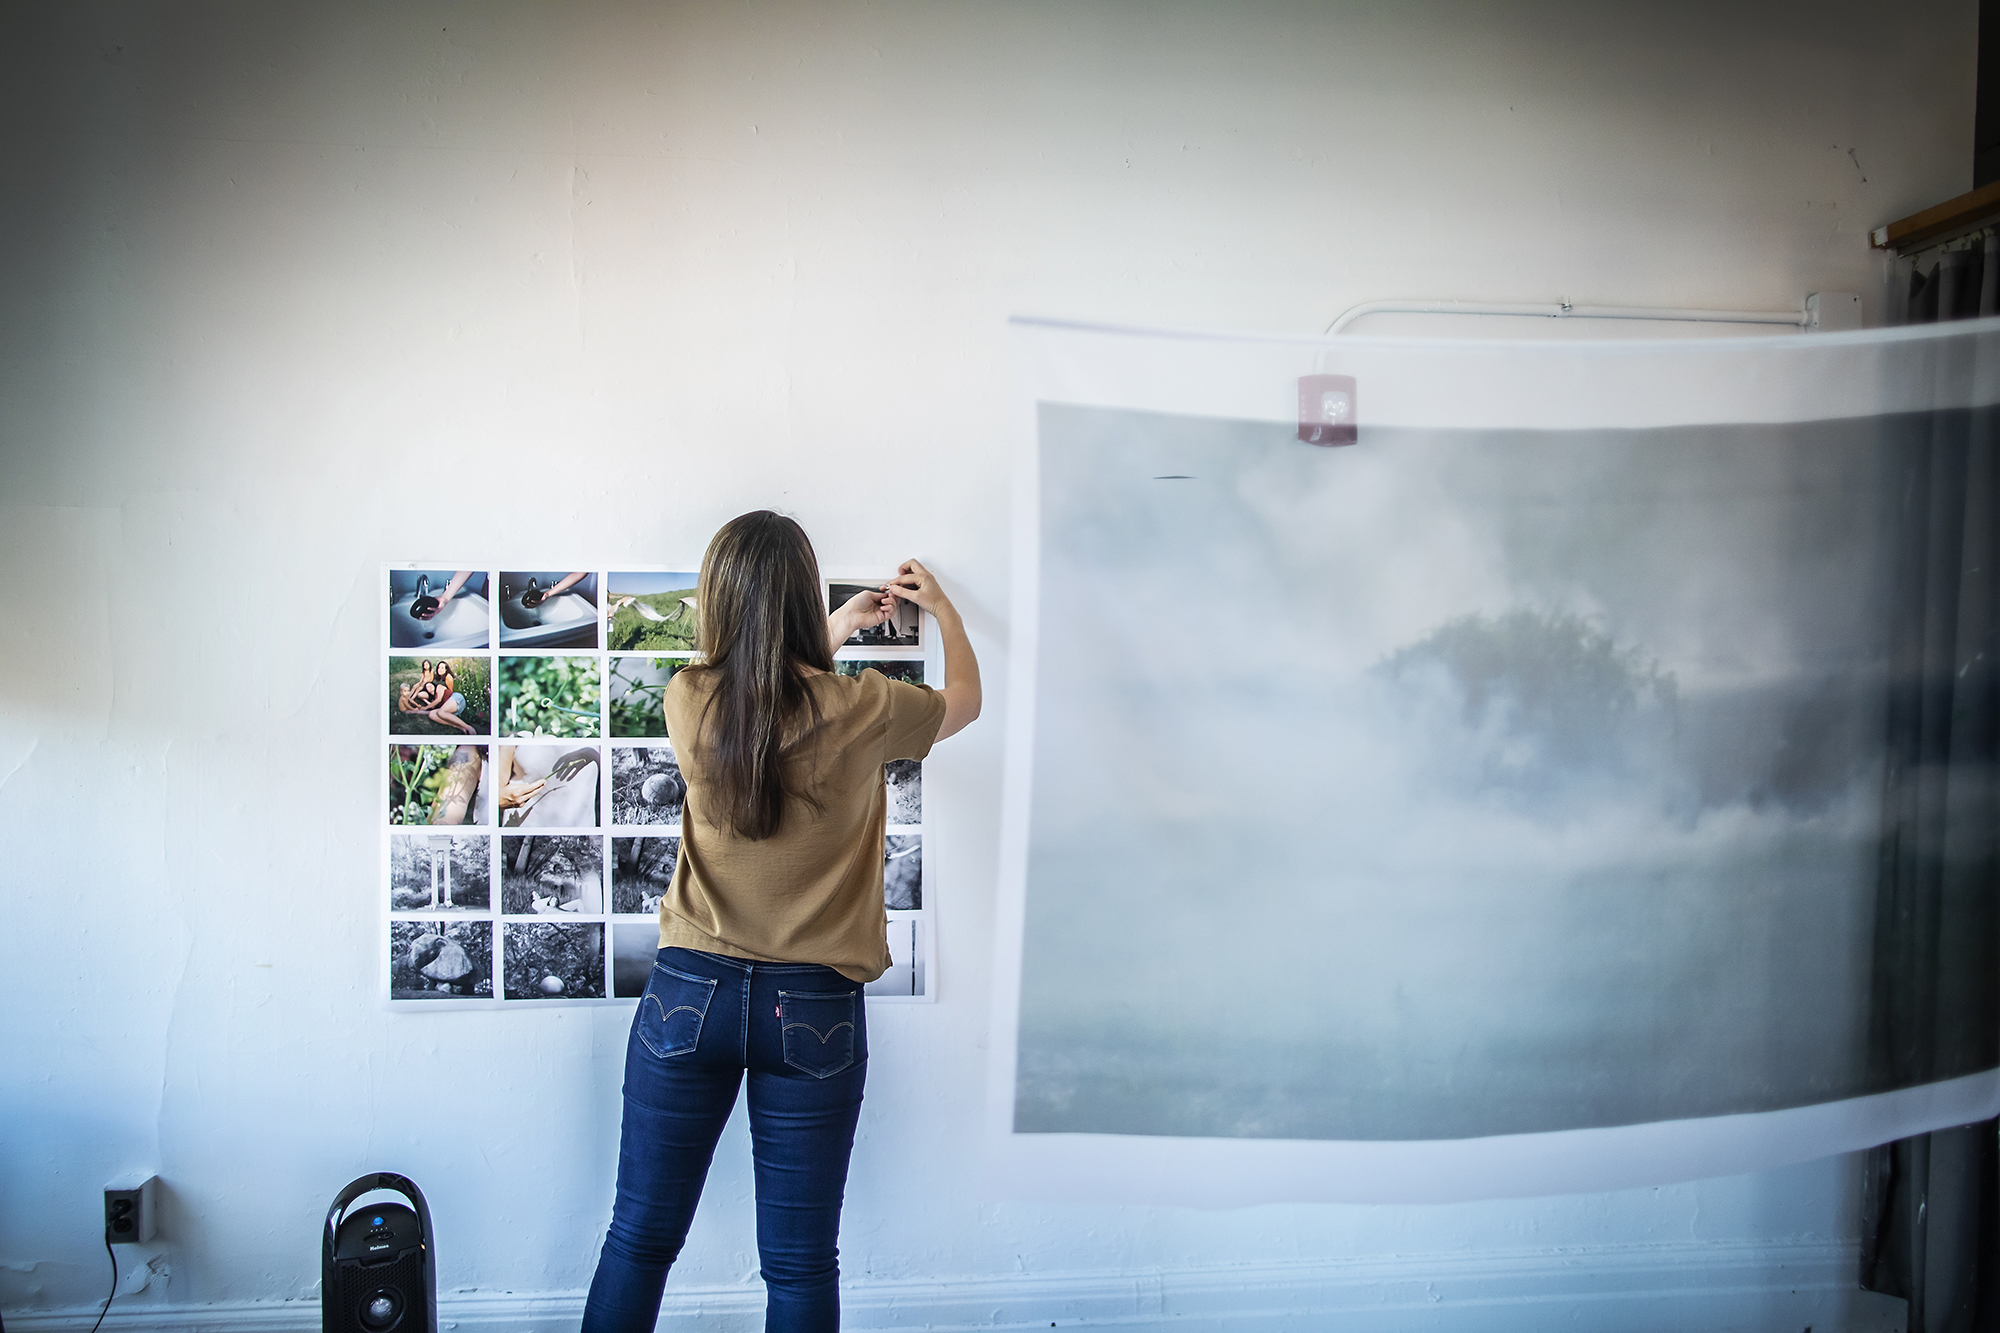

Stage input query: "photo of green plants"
[
  {"left": 389, "top": 744, "right": 488, "bottom": 825},
  {"left": 499, "top": 656, "right": 601, "bottom": 738},
  {"left": 609, "top": 656, "right": 681, "bottom": 737}
]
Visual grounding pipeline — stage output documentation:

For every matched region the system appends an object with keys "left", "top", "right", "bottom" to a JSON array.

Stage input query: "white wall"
[{"left": 0, "top": 1, "right": 1969, "bottom": 1327}]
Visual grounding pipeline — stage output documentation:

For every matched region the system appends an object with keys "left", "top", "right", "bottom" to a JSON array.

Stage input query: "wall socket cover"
[{"left": 104, "top": 1174, "right": 159, "bottom": 1245}]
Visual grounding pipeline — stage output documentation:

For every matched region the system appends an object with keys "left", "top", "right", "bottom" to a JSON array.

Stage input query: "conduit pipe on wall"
[{"left": 1326, "top": 299, "right": 1812, "bottom": 335}]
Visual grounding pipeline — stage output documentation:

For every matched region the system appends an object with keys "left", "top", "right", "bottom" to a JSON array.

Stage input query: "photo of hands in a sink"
[
  {"left": 390, "top": 569, "right": 491, "bottom": 650},
  {"left": 500, "top": 570, "right": 599, "bottom": 650}
]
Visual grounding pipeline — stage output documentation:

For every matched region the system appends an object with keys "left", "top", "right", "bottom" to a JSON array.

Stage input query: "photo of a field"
[{"left": 608, "top": 571, "right": 701, "bottom": 651}]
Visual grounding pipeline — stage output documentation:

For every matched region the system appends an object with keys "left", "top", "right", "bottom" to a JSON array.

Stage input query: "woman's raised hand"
[{"left": 886, "top": 559, "right": 949, "bottom": 615}]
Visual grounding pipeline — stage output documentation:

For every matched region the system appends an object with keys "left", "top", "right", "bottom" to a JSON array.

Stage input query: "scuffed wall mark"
[
  {"left": 288, "top": 558, "right": 372, "bottom": 721},
  {"left": 568, "top": 148, "right": 587, "bottom": 348},
  {"left": 0, "top": 737, "right": 36, "bottom": 795}
]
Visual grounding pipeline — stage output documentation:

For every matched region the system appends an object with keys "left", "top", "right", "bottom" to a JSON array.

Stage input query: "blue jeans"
[{"left": 581, "top": 947, "right": 867, "bottom": 1333}]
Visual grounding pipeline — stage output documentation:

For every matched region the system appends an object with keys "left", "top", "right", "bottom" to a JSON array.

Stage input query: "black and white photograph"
[
  {"left": 496, "top": 743, "right": 601, "bottom": 828},
  {"left": 389, "top": 743, "right": 488, "bottom": 826},
  {"left": 612, "top": 746, "right": 686, "bottom": 826},
  {"left": 885, "top": 834, "right": 922, "bottom": 910},
  {"left": 502, "top": 921, "right": 606, "bottom": 1000},
  {"left": 390, "top": 920, "right": 494, "bottom": 1000},
  {"left": 886, "top": 759, "right": 921, "bottom": 826},
  {"left": 864, "top": 917, "right": 924, "bottom": 998},
  {"left": 612, "top": 835, "right": 679, "bottom": 915},
  {"left": 609, "top": 656, "right": 680, "bottom": 738},
  {"left": 389, "top": 832, "right": 491, "bottom": 914},
  {"left": 389, "top": 570, "right": 490, "bottom": 651},
  {"left": 501, "top": 834, "right": 604, "bottom": 915},
  {"left": 498, "top": 570, "right": 599, "bottom": 650},
  {"left": 830, "top": 581, "right": 920, "bottom": 647},
  {"left": 612, "top": 923, "right": 661, "bottom": 999},
  {"left": 836, "top": 658, "right": 924, "bottom": 686}
]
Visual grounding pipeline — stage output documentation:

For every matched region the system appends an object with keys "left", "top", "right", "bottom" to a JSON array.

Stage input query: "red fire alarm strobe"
[{"left": 1298, "top": 374, "right": 1357, "bottom": 446}]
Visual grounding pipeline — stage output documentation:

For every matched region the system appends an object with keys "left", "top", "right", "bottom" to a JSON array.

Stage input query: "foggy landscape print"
[
  {"left": 612, "top": 836, "right": 679, "bottom": 914},
  {"left": 1015, "top": 405, "right": 1926, "bottom": 1142},
  {"left": 501, "top": 834, "right": 603, "bottom": 915}
]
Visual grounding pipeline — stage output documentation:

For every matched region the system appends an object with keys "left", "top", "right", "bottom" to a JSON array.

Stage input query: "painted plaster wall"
[{"left": 0, "top": 0, "right": 1970, "bottom": 1319}]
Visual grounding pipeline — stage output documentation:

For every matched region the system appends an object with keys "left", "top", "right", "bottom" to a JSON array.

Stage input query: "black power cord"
[{"left": 86, "top": 1234, "right": 116, "bottom": 1333}]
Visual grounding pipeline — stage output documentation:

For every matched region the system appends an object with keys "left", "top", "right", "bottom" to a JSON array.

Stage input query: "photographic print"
[
  {"left": 389, "top": 744, "right": 488, "bottom": 826},
  {"left": 830, "top": 582, "right": 920, "bottom": 648},
  {"left": 498, "top": 571, "right": 599, "bottom": 650},
  {"left": 503, "top": 921, "right": 606, "bottom": 1000},
  {"left": 612, "top": 746, "right": 686, "bottom": 826},
  {"left": 390, "top": 920, "right": 493, "bottom": 999},
  {"left": 607, "top": 571, "right": 701, "bottom": 652},
  {"left": 612, "top": 835, "right": 679, "bottom": 914},
  {"left": 390, "top": 656, "right": 490, "bottom": 736},
  {"left": 501, "top": 834, "right": 604, "bottom": 915},
  {"left": 609, "top": 656, "right": 682, "bottom": 738},
  {"left": 885, "top": 834, "right": 921, "bottom": 910},
  {"left": 496, "top": 744, "right": 600, "bottom": 828},
  {"left": 836, "top": 659, "right": 925, "bottom": 686},
  {"left": 389, "top": 832, "right": 491, "bottom": 913},
  {"left": 864, "top": 917, "right": 920, "bottom": 998},
  {"left": 612, "top": 923, "right": 661, "bottom": 998},
  {"left": 885, "top": 760, "right": 921, "bottom": 826},
  {"left": 389, "top": 570, "right": 490, "bottom": 651},
  {"left": 499, "top": 656, "right": 601, "bottom": 738}
]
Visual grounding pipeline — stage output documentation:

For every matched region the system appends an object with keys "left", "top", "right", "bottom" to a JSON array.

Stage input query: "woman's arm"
[{"left": 886, "top": 559, "right": 980, "bottom": 741}]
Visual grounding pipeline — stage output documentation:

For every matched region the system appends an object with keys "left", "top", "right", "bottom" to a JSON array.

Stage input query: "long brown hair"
[{"left": 685, "top": 511, "right": 836, "bottom": 839}]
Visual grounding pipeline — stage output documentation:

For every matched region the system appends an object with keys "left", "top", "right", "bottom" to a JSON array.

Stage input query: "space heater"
[{"left": 322, "top": 1173, "right": 436, "bottom": 1333}]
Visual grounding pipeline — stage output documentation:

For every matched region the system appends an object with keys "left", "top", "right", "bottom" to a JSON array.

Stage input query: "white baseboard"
[{"left": 2, "top": 1240, "right": 1906, "bottom": 1333}]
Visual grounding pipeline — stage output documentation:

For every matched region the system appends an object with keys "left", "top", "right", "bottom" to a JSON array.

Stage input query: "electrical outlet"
[{"left": 104, "top": 1174, "right": 158, "bottom": 1245}]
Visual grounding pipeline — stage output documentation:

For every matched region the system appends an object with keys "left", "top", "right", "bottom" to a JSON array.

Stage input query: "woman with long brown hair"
[{"left": 581, "top": 511, "right": 980, "bottom": 1333}]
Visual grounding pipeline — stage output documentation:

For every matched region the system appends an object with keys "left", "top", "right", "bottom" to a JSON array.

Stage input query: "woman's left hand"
[{"left": 828, "top": 587, "right": 894, "bottom": 649}]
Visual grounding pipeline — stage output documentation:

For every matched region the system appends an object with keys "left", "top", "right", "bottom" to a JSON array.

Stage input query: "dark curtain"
[{"left": 1861, "top": 277, "right": 2000, "bottom": 1332}]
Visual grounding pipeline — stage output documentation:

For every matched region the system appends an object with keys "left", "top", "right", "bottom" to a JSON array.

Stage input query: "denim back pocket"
[
  {"left": 778, "top": 989, "right": 858, "bottom": 1079},
  {"left": 636, "top": 963, "right": 717, "bottom": 1059}
]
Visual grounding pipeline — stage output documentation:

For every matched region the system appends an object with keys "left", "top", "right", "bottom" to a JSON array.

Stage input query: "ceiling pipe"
[{"left": 1325, "top": 299, "right": 1811, "bottom": 336}]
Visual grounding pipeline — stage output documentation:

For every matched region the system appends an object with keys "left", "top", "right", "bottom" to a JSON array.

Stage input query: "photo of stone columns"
[{"left": 389, "top": 832, "right": 491, "bottom": 913}]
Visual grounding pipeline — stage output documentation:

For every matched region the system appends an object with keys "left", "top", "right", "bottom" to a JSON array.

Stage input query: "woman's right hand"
[{"left": 886, "top": 559, "right": 951, "bottom": 616}]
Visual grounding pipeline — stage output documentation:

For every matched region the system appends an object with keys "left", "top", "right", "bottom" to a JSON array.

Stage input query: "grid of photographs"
[{"left": 383, "top": 565, "right": 937, "bottom": 1008}]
